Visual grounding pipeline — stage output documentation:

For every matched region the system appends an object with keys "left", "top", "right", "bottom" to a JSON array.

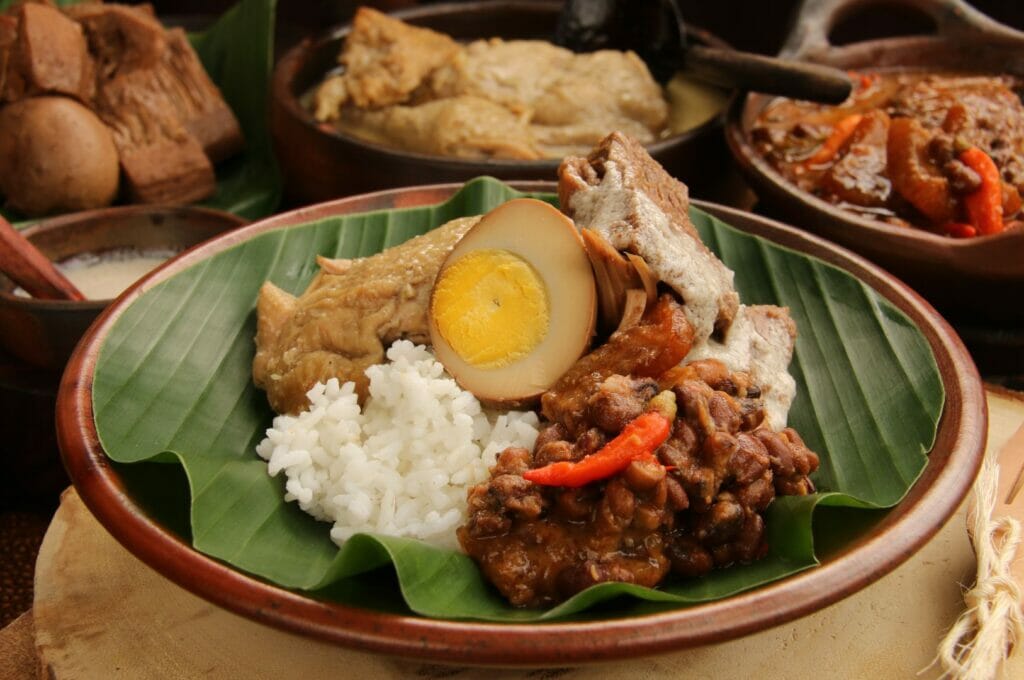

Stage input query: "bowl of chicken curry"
[{"left": 270, "top": 1, "right": 731, "bottom": 205}]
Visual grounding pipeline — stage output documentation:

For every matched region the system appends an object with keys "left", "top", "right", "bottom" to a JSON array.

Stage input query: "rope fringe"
[{"left": 936, "top": 456, "right": 1024, "bottom": 679}]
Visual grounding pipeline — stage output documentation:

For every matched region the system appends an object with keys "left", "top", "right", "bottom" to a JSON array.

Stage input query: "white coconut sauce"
[{"left": 14, "top": 248, "right": 178, "bottom": 300}]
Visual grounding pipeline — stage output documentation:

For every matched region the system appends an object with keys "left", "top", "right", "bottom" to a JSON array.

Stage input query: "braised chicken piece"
[
  {"left": 311, "top": 7, "right": 667, "bottom": 159},
  {"left": 333, "top": 96, "right": 541, "bottom": 160},
  {"left": 252, "top": 215, "right": 479, "bottom": 414}
]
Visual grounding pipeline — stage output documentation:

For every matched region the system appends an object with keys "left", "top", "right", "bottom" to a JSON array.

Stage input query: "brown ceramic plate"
[
  {"left": 271, "top": 1, "right": 730, "bottom": 204},
  {"left": 56, "top": 182, "right": 984, "bottom": 666},
  {"left": 726, "top": 0, "right": 1024, "bottom": 325}
]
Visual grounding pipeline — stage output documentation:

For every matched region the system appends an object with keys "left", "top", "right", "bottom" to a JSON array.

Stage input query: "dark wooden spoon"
[
  {"left": 555, "top": 0, "right": 853, "bottom": 103},
  {"left": 0, "top": 215, "right": 85, "bottom": 301}
]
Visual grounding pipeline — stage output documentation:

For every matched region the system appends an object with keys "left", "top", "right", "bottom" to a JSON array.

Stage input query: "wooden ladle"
[
  {"left": 555, "top": 0, "right": 853, "bottom": 103},
  {"left": 0, "top": 215, "right": 85, "bottom": 301}
]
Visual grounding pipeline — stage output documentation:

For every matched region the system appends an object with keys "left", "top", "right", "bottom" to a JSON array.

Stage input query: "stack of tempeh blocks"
[{"left": 0, "top": 1, "right": 242, "bottom": 204}]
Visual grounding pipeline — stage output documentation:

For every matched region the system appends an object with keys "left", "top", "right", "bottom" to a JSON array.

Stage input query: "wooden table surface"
[{"left": 0, "top": 388, "right": 1020, "bottom": 679}]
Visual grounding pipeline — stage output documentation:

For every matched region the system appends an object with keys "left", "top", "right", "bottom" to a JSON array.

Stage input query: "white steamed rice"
[{"left": 255, "top": 340, "right": 540, "bottom": 549}]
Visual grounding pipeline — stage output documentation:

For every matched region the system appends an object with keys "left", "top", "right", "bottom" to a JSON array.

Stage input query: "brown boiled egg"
[{"left": 428, "top": 198, "right": 596, "bottom": 405}]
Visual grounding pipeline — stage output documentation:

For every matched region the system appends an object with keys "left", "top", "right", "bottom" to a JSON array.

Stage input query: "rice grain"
[{"left": 255, "top": 340, "right": 539, "bottom": 549}]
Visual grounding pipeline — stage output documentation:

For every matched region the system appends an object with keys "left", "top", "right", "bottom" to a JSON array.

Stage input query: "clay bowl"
[
  {"left": 726, "top": 0, "right": 1024, "bottom": 326},
  {"left": 0, "top": 206, "right": 246, "bottom": 370},
  {"left": 271, "top": 1, "right": 731, "bottom": 205},
  {"left": 57, "top": 182, "right": 985, "bottom": 666}
]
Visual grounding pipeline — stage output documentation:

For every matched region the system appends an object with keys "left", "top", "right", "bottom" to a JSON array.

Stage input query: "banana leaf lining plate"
[{"left": 56, "top": 180, "right": 985, "bottom": 666}]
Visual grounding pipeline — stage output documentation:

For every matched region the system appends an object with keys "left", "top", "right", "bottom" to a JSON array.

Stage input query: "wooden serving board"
[{"left": 4, "top": 389, "right": 1024, "bottom": 679}]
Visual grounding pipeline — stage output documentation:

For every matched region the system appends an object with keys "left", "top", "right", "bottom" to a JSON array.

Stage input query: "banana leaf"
[
  {"left": 0, "top": 0, "right": 279, "bottom": 224},
  {"left": 92, "top": 177, "right": 943, "bottom": 622}
]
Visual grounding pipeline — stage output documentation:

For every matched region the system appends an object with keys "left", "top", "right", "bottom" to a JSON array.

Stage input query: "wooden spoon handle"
[
  {"left": 0, "top": 217, "right": 85, "bottom": 301},
  {"left": 684, "top": 45, "right": 852, "bottom": 103}
]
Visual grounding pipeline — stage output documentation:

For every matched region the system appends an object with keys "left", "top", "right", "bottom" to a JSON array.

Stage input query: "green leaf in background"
[
  {"left": 92, "top": 177, "right": 944, "bottom": 622},
  {"left": 191, "top": 0, "right": 280, "bottom": 219},
  {"left": 0, "top": 0, "right": 279, "bottom": 225}
]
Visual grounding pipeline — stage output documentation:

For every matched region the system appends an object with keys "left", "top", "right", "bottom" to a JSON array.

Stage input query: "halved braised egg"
[{"left": 428, "top": 198, "right": 596, "bottom": 405}]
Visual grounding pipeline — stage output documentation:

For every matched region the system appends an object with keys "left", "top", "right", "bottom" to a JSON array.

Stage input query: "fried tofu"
[{"left": 559, "top": 132, "right": 798, "bottom": 426}]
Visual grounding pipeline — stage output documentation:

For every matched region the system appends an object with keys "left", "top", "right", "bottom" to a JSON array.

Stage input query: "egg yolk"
[{"left": 431, "top": 249, "right": 549, "bottom": 369}]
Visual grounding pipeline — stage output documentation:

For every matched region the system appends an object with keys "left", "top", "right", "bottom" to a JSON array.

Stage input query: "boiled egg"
[{"left": 428, "top": 198, "right": 596, "bottom": 405}]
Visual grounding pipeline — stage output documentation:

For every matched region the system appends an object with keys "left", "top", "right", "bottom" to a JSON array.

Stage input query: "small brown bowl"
[
  {"left": 0, "top": 205, "right": 246, "bottom": 370},
  {"left": 725, "top": 0, "right": 1024, "bottom": 325},
  {"left": 57, "top": 182, "right": 985, "bottom": 666},
  {"left": 271, "top": 1, "right": 731, "bottom": 205}
]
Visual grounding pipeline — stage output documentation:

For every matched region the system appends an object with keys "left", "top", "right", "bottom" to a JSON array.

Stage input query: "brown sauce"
[{"left": 458, "top": 297, "right": 819, "bottom": 608}]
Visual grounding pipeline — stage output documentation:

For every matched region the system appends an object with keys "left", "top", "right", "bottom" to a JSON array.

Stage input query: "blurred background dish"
[
  {"left": 0, "top": 205, "right": 246, "bottom": 369},
  {"left": 726, "top": 0, "right": 1024, "bottom": 377},
  {"left": 0, "top": 0, "right": 279, "bottom": 226},
  {"left": 0, "top": 205, "right": 245, "bottom": 520},
  {"left": 169, "top": 0, "right": 1019, "bottom": 66},
  {"left": 271, "top": 1, "right": 731, "bottom": 204},
  {"left": 0, "top": 0, "right": 274, "bottom": 617}
]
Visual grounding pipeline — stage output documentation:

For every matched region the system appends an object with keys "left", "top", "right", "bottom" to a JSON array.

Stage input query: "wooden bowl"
[
  {"left": 270, "top": 1, "right": 730, "bottom": 205},
  {"left": 56, "top": 182, "right": 985, "bottom": 666},
  {"left": 725, "top": 0, "right": 1024, "bottom": 325},
  {"left": 0, "top": 206, "right": 246, "bottom": 370}
]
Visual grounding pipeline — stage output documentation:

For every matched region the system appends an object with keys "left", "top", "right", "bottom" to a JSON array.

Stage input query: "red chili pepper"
[
  {"left": 959, "top": 147, "right": 1005, "bottom": 236},
  {"left": 523, "top": 412, "right": 672, "bottom": 488},
  {"left": 847, "top": 70, "right": 877, "bottom": 90},
  {"left": 942, "top": 222, "right": 978, "bottom": 239},
  {"left": 805, "top": 114, "right": 863, "bottom": 167}
]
